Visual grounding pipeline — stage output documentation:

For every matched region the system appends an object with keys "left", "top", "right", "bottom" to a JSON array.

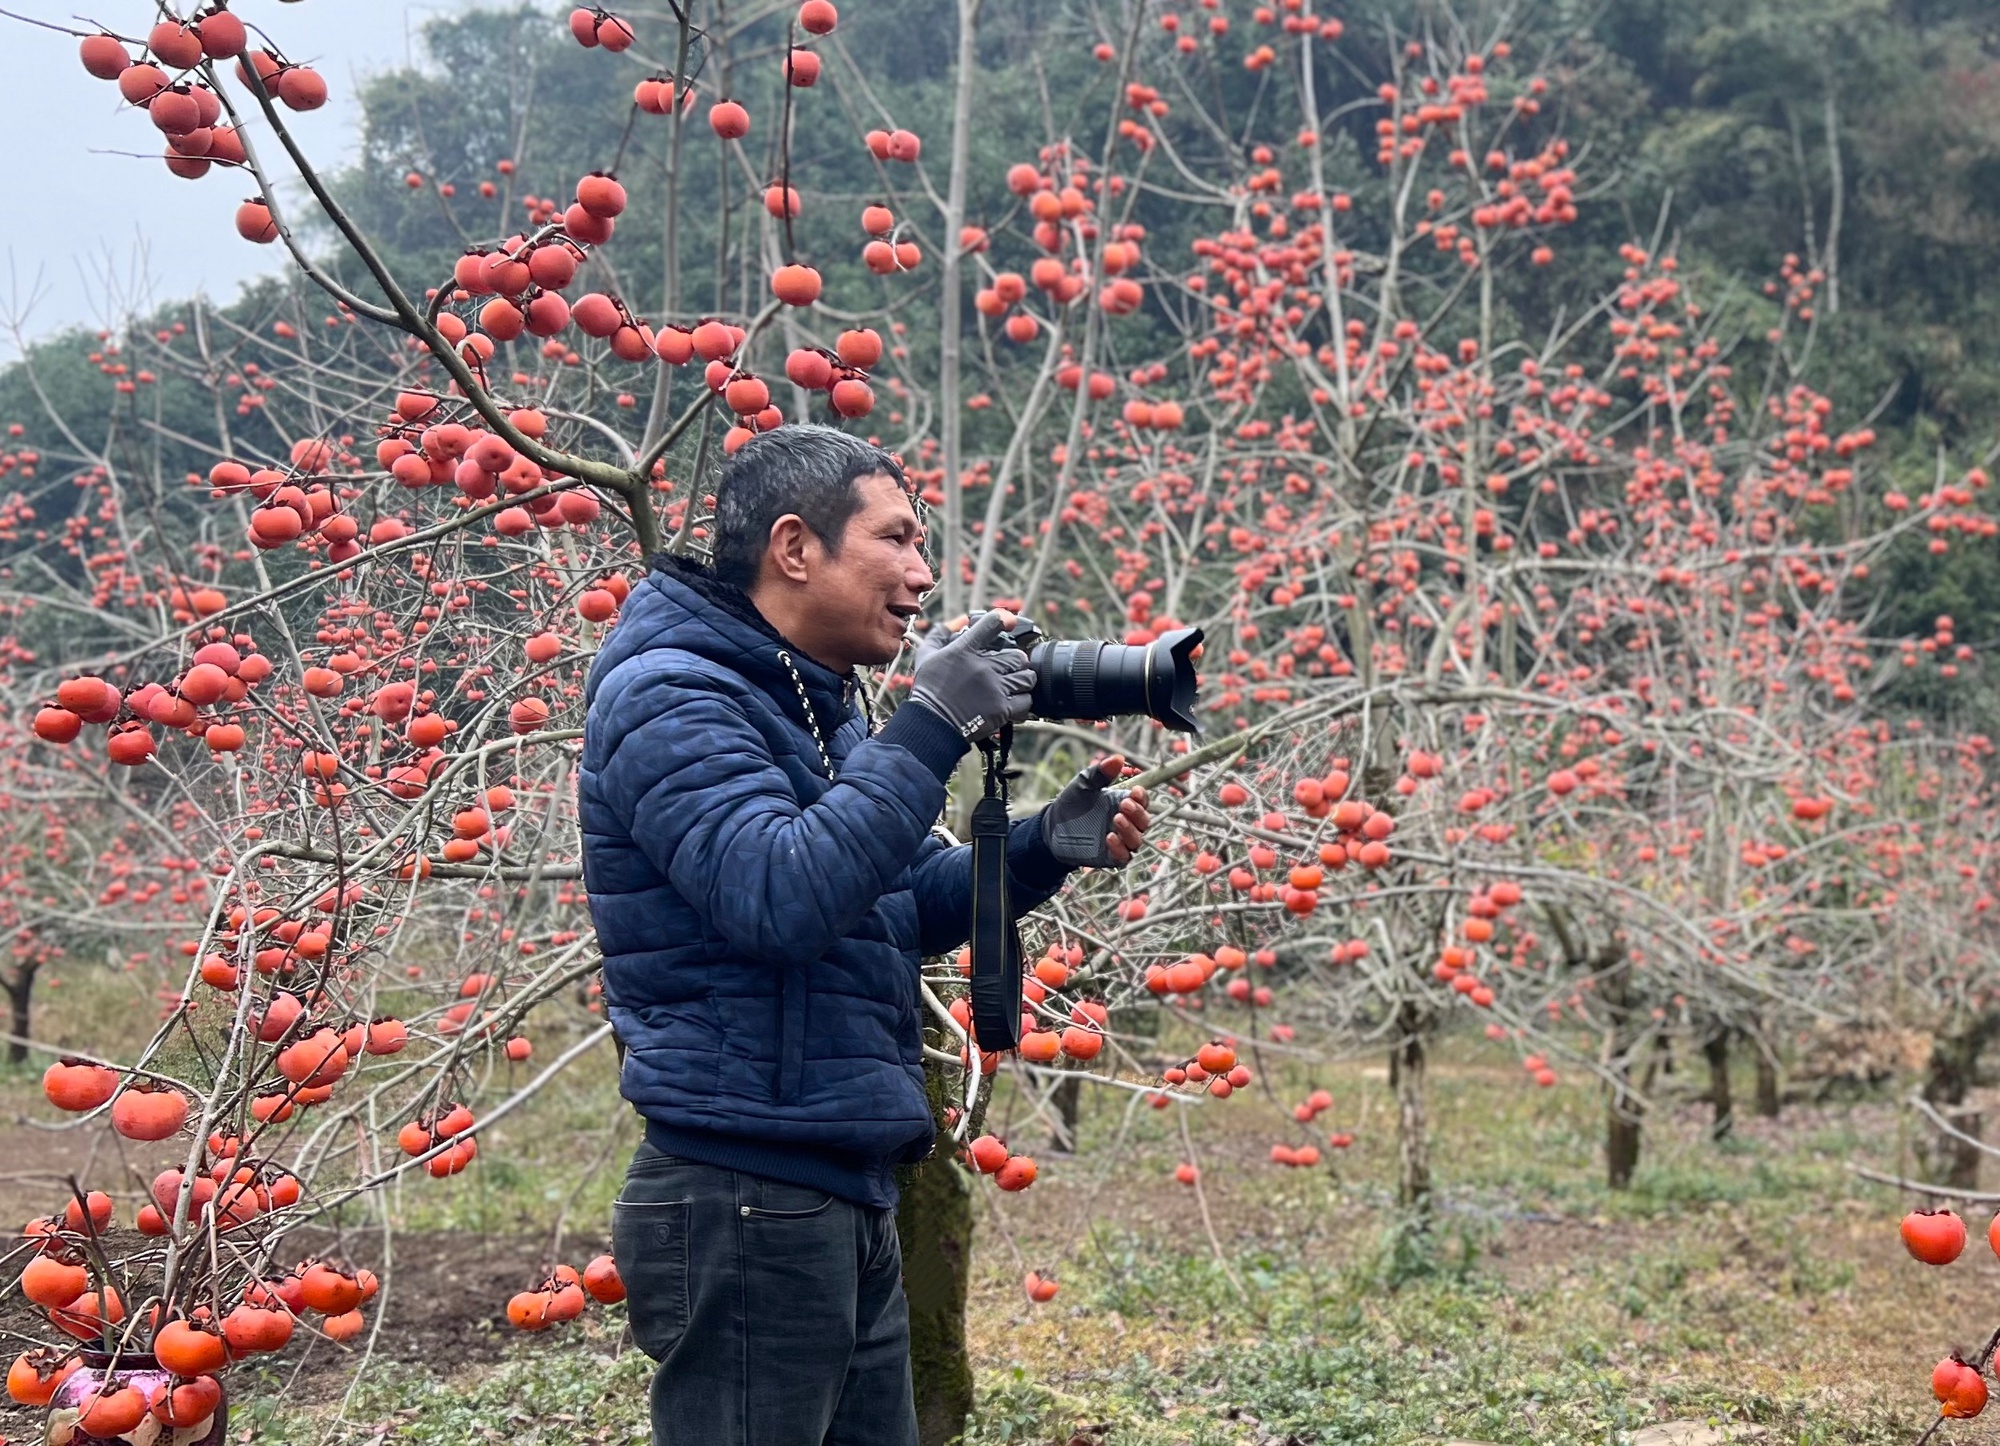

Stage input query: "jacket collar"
[{"left": 629, "top": 554, "right": 857, "bottom": 732}]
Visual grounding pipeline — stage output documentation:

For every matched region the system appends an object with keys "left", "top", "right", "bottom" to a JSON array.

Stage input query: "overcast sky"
[{"left": 0, "top": 0, "right": 513, "bottom": 358}]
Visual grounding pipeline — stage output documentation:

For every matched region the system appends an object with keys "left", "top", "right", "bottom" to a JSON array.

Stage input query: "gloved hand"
[
  {"left": 1042, "top": 756, "right": 1152, "bottom": 868},
  {"left": 906, "top": 611, "right": 1036, "bottom": 741}
]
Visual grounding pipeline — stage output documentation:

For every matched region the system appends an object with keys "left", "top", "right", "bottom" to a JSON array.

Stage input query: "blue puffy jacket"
[{"left": 580, "top": 557, "right": 1071, "bottom": 1208}]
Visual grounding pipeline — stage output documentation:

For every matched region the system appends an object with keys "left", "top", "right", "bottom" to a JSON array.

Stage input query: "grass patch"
[
  {"left": 256, "top": 1319, "right": 652, "bottom": 1444},
  {"left": 10, "top": 1005, "right": 1953, "bottom": 1446},
  {"left": 958, "top": 1217, "right": 1909, "bottom": 1446}
]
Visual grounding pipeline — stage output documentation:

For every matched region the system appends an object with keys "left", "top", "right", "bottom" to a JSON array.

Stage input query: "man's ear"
[{"left": 765, "top": 514, "right": 817, "bottom": 585}]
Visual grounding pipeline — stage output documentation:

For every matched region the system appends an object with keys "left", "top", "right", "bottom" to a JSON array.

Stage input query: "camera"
[
  {"left": 970, "top": 613, "right": 1204, "bottom": 733},
  {"left": 959, "top": 612, "right": 1204, "bottom": 1053}
]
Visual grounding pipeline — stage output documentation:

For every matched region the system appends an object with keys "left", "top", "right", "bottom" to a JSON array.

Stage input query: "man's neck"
[{"left": 746, "top": 583, "right": 852, "bottom": 678}]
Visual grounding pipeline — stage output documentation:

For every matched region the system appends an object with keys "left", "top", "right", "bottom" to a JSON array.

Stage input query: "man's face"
[{"left": 802, "top": 471, "right": 933, "bottom": 669}]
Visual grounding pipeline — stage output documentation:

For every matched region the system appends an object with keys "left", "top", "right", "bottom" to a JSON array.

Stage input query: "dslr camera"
[{"left": 968, "top": 613, "right": 1203, "bottom": 733}]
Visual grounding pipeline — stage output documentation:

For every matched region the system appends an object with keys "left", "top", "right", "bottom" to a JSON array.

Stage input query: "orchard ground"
[{"left": 2, "top": 968, "right": 1988, "bottom": 1446}]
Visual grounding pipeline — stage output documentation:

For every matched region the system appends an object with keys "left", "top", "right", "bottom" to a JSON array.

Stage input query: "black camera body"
[
  {"left": 972, "top": 613, "right": 1204, "bottom": 733},
  {"left": 960, "top": 614, "right": 1203, "bottom": 1053}
]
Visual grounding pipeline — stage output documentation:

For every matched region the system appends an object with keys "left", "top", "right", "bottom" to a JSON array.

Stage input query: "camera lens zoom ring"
[{"left": 1065, "top": 641, "right": 1102, "bottom": 718}]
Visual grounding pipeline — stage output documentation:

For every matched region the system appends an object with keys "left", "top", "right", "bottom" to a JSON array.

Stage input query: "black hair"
[{"left": 708, "top": 425, "right": 910, "bottom": 589}]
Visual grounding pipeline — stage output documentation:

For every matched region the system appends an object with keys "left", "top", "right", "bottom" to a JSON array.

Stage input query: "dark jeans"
[{"left": 612, "top": 1141, "right": 920, "bottom": 1446}]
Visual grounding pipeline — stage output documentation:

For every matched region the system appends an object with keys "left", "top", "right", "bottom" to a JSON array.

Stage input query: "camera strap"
[{"left": 968, "top": 726, "right": 1023, "bottom": 1052}]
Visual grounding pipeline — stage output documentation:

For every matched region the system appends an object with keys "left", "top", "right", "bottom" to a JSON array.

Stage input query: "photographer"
[{"left": 579, "top": 426, "right": 1151, "bottom": 1446}]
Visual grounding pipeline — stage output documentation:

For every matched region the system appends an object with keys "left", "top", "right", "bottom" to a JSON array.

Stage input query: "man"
[{"left": 579, "top": 425, "right": 1150, "bottom": 1445}]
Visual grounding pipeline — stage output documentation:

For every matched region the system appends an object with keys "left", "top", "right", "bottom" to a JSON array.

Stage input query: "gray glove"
[
  {"left": 906, "top": 611, "right": 1035, "bottom": 741},
  {"left": 1042, "top": 763, "right": 1130, "bottom": 868}
]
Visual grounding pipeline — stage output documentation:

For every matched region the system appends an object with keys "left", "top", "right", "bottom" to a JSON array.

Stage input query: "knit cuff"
[
  {"left": 1007, "top": 814, "right": 1073, "bottom": 896},
  {"left": 875, "top": 701, "right": 970, "bottom": 783}
]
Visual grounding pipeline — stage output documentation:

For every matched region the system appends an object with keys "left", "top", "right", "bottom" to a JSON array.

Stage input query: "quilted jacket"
[{"left": 580, "top": 556, "right": 1071, "bottom": 1207}]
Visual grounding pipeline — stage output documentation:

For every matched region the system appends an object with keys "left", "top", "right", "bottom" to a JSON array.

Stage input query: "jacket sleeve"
[
  {"left": 592, "top": 660, "right": 969, "bottom": 966},
  {"left": 907, "top": 815, "right": 1074, "bottom": 958}
]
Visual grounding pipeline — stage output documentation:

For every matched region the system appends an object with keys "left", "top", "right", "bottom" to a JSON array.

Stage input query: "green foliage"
[
  {"left": 971, "top": 1366, "right": 1062, "bottom": 1443},
  {"left": 1366, "top": 1209, "right": 1486, "bottom": 1289}
]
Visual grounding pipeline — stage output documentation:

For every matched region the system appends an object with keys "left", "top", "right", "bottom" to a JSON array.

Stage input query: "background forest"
[{"left": 11, "top": 0, "right": 2000, "bottom": 687}]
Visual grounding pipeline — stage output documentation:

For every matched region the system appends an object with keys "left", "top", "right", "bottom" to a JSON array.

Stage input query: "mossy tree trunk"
[
  {"left": 2, "top": 961, "right": 36, "bottom": 1066},
  {"left": 1389, "top": 1000, "right": 1431, "bottom": 1212},
  {"left": 1605, "top": 1095, "right": 1642, "bottom": 1188},
  {"left": 1600, "top": 960, "right": 1648, "bottom": 1184},
  {"left": 1752, "top": 1014, "right": 1781, "bottom": 1118},
  {"left": 1923, "top": 1010, "right": 2000, "bottom": 1192},
  {"left": 897, "top": 1063, "right": 975, "bottom": 1446},
  {"left": 1703, "top": 1028, "right": 1734, "bottom": 1141},
  {"left": 1048, "top": 1073, "right": 1081, "bottom": 1153},
  {"left": 1549, "top": 909, "right": 1639, "bottom": 1189}
]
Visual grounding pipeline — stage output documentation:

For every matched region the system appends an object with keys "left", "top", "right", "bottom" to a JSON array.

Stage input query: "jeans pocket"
[
  {"left": 611, "top": 1198, "right": 689, "bottom": 1360},
  {"left": 739, "top": 1178, "right": 838, "bottom": 1220}
]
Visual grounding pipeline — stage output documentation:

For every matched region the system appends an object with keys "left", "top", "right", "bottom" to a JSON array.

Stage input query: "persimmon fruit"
[{"left": 1902, "top": 1208, "right": 1966, "bottom": 1265}]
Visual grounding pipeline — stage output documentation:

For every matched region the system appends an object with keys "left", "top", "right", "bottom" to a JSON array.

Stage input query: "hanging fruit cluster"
[{"left": 76, "top": 7, "right": 327, "bottom": 204}]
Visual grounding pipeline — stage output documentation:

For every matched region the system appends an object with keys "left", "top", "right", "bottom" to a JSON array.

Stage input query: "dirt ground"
[{"left": 0, "top": 1222, "right": 609, "bottom": 1439}]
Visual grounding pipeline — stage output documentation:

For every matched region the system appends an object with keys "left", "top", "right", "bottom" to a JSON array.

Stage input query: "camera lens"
[{"left": 1027, "top": 627, "right": 1202, "bottom": 732}]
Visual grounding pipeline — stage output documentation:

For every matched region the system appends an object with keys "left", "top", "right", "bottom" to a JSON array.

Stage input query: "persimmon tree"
[
  {"left": 874, "top": 2, "right": 1999, "bottom": 1215},
  {"left": 1, "top": 1, "right": 1993, "bottom": 1443}
]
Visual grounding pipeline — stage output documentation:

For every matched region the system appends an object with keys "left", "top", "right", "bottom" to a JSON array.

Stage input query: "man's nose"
[{"left": 907, "top": 555, "right": 935, "bottom": 592}]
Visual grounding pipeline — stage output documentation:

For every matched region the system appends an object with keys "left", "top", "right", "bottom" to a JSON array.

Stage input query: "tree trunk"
[
  {"left": 1923, "top": 1013, "right": 1998, "bottom": 1192},
  {"left": 934, "top": 0, "right": 980, "bottom": 616},
  {"left": 1389, "top": 1001, "right": 1430, "bottom": 1212},
  {"left": 1047, "top": 1074, "right": 1081, "bottom": 1154},
  {"left": 1943, "top": 1109, "right": 1985, "bottom": 1192},
  {"left": 1752, "top": 1018, "right": 1781, "bottom": 1119},
  {"left": 1822, "top": 87, "right": 1843, "bottom": 316},
  {"left": 897, "top": 1071, "right": 974, "bottom": 1446},
  {"left": 1605, "top": 1009, "right": 1645, "bottom": 1191},
  {"left": 3, "top": 963, "right": 34, "bottom": 1065},
  {"left": 1592, "top": 941, "right": 1641, "bottom": 1189},
  {"left": 1606, "top": 1100, "right": 1642, "bottom": 1190},
  {"left": 1704, "top": 1030, "right": 1734, "bottom": 1141}
]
